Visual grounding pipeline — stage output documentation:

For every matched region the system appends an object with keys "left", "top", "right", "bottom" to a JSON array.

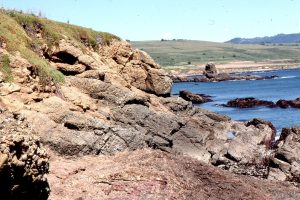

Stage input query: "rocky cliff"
[{"left": 0, "top": 10, "right": 300, "bottom": 199}]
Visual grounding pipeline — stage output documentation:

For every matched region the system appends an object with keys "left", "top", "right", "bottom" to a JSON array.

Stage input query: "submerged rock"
[
  {"left": 224, "top": 97, "right": 275, "bottom": 108},
  {"left": 276, "top": 98, "right": 300, "bottom": 109},
  {"left": 179, "top": 90, "right": 212, "bottom": 103}
]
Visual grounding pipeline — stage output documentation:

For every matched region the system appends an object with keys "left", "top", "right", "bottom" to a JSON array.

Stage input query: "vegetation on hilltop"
[
  {"left": 132, "top": 40, "right": 300, "bottom": 68},
  {"left": 0, "top": 9, "right": 120, "bottom": 84}
]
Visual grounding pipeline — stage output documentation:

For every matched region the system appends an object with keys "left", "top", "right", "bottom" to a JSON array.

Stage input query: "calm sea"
[{"left": 172, "top": 69, "right": 300, "bottom": 134}]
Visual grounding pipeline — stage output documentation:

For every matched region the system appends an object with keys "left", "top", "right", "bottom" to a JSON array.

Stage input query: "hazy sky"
[{"left": 1, "top": 0, "right": 300, "bottom": 42}]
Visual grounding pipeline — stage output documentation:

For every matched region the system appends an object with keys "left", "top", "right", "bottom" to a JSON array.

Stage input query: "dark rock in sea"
[
  {"left": 276, "top": 98, "right": 300, "bottom": 109},
  {"left": 179, "top": 90, "right": 212, "bottom": 103},
  {"left": 290, "top": 98, "right": 300, "bottom": 108},
  {"left": 276, "top": 99, "right": 291, "bottom": 108},
  {"left": 224, "top": 97, "right": 275, "bottom": 108},
  {"left": 269, "top": 126, "right": 300, "bottom": 182}
]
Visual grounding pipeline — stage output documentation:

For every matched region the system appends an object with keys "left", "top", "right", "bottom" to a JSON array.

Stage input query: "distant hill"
[
  {"left": 226, "top": 33, "right": 300, "bottom": 44},
  {"left": 132, "top": 40, "right": 300, "bottom": 67}
]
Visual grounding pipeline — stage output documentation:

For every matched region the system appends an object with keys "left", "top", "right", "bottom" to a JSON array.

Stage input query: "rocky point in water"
[
  {"left": 171, "top": 62, "right": 278, "bottom": 82},
  {"left": 0, "top": 10, "right": 300, "bottom": 199}
]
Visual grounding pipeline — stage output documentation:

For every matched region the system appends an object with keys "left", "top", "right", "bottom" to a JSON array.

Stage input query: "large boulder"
[{"left": 203, "top": 62, "right": 218, "bottom": 78}]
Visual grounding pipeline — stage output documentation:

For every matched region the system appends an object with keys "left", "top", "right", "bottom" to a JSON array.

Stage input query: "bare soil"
[{"left": 48, "top": 149, "right": 300, "bottom": 200}]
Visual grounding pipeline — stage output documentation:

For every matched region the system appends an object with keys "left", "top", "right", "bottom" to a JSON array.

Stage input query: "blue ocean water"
[{"left": 172, "top": 69, "right": 300, "bottom": 134}]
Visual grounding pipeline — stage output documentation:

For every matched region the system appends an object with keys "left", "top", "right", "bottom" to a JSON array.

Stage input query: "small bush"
[{"left": 0, "top": 54, "right": 13, "bottom": 82}]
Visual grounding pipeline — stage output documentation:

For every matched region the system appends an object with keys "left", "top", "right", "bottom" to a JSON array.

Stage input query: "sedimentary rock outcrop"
[{"left": 269, "top": 127, "right": 300, "bottom": 182}]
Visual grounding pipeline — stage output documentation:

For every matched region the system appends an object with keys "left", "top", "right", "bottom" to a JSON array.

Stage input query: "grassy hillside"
[
  {"left": 0, "top": 9, "right": 120, "bottom": 84},
  {"left": 131, "top": 40, "right": 300, "bottom": 68}
]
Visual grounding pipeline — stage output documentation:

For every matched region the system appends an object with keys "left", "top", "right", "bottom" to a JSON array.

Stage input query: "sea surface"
[{"left": 172, "top": 69, "right": 300, "bottom": 135}]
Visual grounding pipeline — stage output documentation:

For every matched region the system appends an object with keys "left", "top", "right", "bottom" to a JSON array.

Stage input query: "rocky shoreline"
[
  {"left": 171, "top": 63, "right": 279, "bottom": 83},
  {"left": 0, "top": 12, "right": 300, "bottom": 199}
]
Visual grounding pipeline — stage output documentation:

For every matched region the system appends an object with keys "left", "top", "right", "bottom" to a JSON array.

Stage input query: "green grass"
[
  {"left": 0, "top": 54, "right": 13, "bottom": 82},
  {"left": 132, "top": 40, "right": 300, "bottom": 67}
]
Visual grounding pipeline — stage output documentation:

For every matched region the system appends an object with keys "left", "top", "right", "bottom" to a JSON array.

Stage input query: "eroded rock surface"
[{"left": 0, "top": 133, "right": 50, "bottom": 200}]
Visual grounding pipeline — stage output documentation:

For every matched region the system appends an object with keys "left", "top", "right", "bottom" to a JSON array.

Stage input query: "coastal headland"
[{"left": 0, "top": 10, "right": 300, "bottom": 199}]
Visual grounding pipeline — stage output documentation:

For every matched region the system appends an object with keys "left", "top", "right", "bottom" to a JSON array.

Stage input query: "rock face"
[
  {"left": 0, "top": 133, "right": 50, "bottom": 200},
  {"left": 48, "top": 40, "right": 172, "bottom": 96},
  {"left": 224, "top": 97, "right": 275, "bottom": 108},
  {"left": 179, "top": 90, "right": 212, "bottom": 103}
]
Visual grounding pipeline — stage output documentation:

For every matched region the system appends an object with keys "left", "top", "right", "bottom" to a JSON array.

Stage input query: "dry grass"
[
  {"left": 0, "top": 9, "right": 120, "bottom": 84},
  {"left": 0, "top": 54, "right": 13, "bottom": 82}
]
